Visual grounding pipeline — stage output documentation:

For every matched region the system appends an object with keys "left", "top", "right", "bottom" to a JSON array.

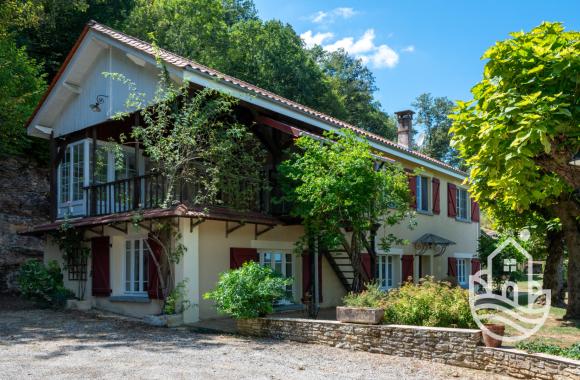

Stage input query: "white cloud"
[
  {"left": 309, "top": 7, "right": 358, "bottom": 24},
  {"left": 402, "top": 45, "right": 415, "bottom": 53},
  {"left": 300, "top": 30, "right": 334, "bottom": 48},
  {"left": 322, "top": 29, "right": 400, "bottom": 69}
]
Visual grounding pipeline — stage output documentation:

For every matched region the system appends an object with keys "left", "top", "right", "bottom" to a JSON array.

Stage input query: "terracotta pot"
[{"left": 482, "top": 323, "right": 505, "bottom": 348}]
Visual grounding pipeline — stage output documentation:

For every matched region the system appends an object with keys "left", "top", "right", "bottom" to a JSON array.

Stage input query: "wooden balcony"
[{"left": 83, "top": 172, "right": 291, "bottom": 217}]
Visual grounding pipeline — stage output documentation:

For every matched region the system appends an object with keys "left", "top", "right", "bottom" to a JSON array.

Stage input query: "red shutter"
[
  {"left": 408, "top": 175, "right": 417, "bottom": 209},
  {"left": 361, "top": 253, "right": 373, "bottom": 280},
  {"left": 471, "top": 199, "right": 480, "bottom": 222},
  {"left": 471, "top": 258, "right": 481, "bottom": 275},
  {"left": 302, "top": 251, "right": 323, "bottom": 302},
  {"left": 432, "top": 178, "right": 441, "bottom": 214},
  {"left": 229, "top": 248, "right": 258, "bottom": 269},
  {"left": 448, "top": 257, "right": 458, "bottom": 277},
  {"left": 447, "top": 183, "right": 457, "bottom": 218},
  {"left": 401, "top": 255, "right": 414, "bottom": 282},
  {"left": 91, "top": 236, "right": 111, "bottom": 297},
  {"left": 147, "top": 236, "right": 164, "bottom": 299}
]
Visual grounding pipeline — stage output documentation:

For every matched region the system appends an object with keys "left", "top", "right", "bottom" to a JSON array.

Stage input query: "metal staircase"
[{"left": 324, "top": 250, "right": 354, "bottom": 292}]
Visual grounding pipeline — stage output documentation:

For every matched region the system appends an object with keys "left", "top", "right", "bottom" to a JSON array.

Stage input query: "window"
[
  {"left": 416, "top": 176, "right": 430, "bottom": 212},
  {"left": 456, "top": 187, "right": 469, "bottom": 221},
  {"left": 58, "top": 140, "right": 86, "bottom": 205},
  {"left": 260, "top": 252, "right": 294, "bottom": 302},
  {"left": 457, "top": 258, "right": 467, "bottom": 285},
  {"left": 377, "top": 255, "right": 393, "bottom": 289},
  {"left": 124, "top": 239, "right": 150, "bottom": 294}
]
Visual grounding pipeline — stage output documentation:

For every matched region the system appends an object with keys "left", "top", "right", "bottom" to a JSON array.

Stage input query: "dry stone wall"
[
  {"left": 237, "top": 317, "right": 580, "bottom": 380},
  {"left": 0, "top": 156, "right": 49, "bottom": 292}
]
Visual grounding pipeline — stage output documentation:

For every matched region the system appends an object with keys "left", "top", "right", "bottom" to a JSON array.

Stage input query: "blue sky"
[{"left": 254, "top": 0, "right": 579, "bottom": 114}]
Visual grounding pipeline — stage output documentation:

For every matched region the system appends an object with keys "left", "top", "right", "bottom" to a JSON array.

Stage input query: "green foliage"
[
  {"left": 342, "top": 282, "right": 388, "bottom": 308},
  {"left": 412, "top": 93, "right": 463, "bottom": 168},
  {"left": 382, "top": 277, "right": 476, "bottom": 328},
  {"left": 278, "top": 130, "right": 412, "bottom": 290},
  {"left": 0, "top": 33, "right": 46, "bottom": 157},
  {"left": 450, "top": 22, "right": 579, "bottom": 213},
  {"left": 516, "top": 340, "right": 580, "bottom": 360},
  {"left": 203, "top": 261, "right": 291, "bottom": 319},
  {"left": 163, "top": 280, "right": 191, "bottom": 315},
  {"left": 18, "top": 260, "right": 74, "bottom": 307}
]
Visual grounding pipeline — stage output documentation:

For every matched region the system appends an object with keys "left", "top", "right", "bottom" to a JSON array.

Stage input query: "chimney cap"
[{"left": 395, "top": 109, "right": 415, "bottom": 116}]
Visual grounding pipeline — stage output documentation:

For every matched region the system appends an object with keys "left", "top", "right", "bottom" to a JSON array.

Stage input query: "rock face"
[{"left": 0, "top": 155, "right": 49, "bottom": 293}]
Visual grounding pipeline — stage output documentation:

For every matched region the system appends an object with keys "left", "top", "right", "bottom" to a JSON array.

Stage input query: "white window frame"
[
  {"left": 259, "top": 250, "right": 295, "bottom": 304},
  {"left": 416, "top": 175, "right": 431, "bottom": 213},
  {"left": 456, "top": 187, "right": 470, "bottom": 221},
  {"left": 377, "top": 254, "right": 394, "bottom": 290},
  {"left": 57, "top": 139, "right": 90, "bottom": 217},
  {"left": 123, "top": 237, "right": 150, "bottom": 295},
  {"left": 456, "top": 258, "right": 468, "bottom": 286}
]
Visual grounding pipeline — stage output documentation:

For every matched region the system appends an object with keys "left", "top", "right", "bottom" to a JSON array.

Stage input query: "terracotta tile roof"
[
  {"left": 28, "top": 20, "right": 466, "bottom": 177},
  {"left": 89, "top": 21, "right": 466, "bottom": 176}
]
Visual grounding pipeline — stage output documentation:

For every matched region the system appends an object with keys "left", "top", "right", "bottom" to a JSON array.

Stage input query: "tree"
[
  {"left": 412, "top": 93, "right": 463, "bottom": 168},
  {"left": 278, "top": 131, "right": 412, "bottom": 292},
  {"left": 0, "top": 33, "right": 46, "bottom": 157},
  {"left": 450, "top": 22, "right": 579, "bottom": 318},
  {"left": 309, "top": 47, "right": 397, "bottom": 139}
]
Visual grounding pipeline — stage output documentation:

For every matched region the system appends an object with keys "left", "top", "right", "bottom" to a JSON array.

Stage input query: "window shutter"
[
  {"left": 91, "top": 236, "right": 111, "bottom": 297},
  {"left": 471, "top": 258, "right": 481, "bottom": 275},
  {"left": 406, "top": 171, "right": 417, "bottom": 209},
  {"left": 448, "top": 257, "right": 458, "bottom": 277},
  {"left": 401, "top": 255, "right": 414, "bottom": 282},
  {"left": 447, "top": 183, "right": 457, "bottom": 218},
  {"left": 471, "top": 199, "right": 480, "bottom": 222},
  {"left": 361, "top": 253, "right": 373, "bottom": 280},
  {"left": 432, "top": 178, "right": 440, "bottom": 214},
  {"left": 147, "top": 236, "right": 164, "bottom": 299},
  {"left": 229, "top": 248, "right": 258, "bottom": 269},
  {"left": 302, "top": 251, "right": 323, "bottom": 303}
]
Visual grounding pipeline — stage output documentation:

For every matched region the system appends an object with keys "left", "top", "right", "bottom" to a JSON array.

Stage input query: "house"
[{"left": 24, "top": 21, "right": 480, "bottom": 323}]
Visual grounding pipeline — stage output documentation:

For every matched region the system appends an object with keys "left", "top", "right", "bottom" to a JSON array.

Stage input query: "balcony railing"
[{"left": 84, "top": 172, "right": 291, "bottom": 217}]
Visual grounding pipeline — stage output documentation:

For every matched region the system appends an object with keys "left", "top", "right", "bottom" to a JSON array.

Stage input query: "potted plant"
[
  {"left": 338, "top": 282, "right": 386, "bottom": 325},
  {"left": 144, "top": 280, "right": 191, "bottom": 327},
  {"left": 481, "top": 323, "right": 505, "bottom": 348}
]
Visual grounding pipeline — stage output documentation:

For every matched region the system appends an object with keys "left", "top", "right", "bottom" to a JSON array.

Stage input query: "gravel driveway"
[{"left": 0, "top": 297, "right": 509, "bottom": 380}]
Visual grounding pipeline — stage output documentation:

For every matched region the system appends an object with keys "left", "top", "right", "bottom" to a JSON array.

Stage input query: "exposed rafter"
[
  {"left": 225, "top": 221, "right": 244, "bottom": 237},
  {"left": 254, "top": 224, "right": 275, "bottom": 239}
]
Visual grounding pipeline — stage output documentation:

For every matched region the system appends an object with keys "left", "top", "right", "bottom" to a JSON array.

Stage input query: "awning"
[{"left": 413, "top": 233, "right": 456, "bottom": 256}]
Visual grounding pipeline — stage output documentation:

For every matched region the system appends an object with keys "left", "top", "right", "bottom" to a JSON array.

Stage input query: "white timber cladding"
[{"left": 27, "top": 28, "right": 466, "bottom": 181}]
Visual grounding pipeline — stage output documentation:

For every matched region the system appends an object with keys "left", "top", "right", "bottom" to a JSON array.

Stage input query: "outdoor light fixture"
[
  {"left": 569, "top": 153, "right": 580, "bottom": 167},
  {"left": 89, "top": 95, "right": 108, "bottom": 112}
]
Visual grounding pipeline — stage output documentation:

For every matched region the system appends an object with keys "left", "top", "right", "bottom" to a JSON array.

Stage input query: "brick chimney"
[{"left": 395, "top": 110, "right": 415, "bottom": 148}]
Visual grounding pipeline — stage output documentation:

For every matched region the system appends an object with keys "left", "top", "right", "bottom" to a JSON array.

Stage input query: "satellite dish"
[{"left": 416, "top": 132, "right": 426, "bottom": 147}]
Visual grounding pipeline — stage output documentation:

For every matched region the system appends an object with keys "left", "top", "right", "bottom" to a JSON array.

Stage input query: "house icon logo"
[{"left": 469, "top": 237, "right": 550, "bottom": 343}]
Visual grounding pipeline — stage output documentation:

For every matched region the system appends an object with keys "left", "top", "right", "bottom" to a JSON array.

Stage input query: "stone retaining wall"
[{"left": 237, "top": 317, "right": 580, "bottom": 380}]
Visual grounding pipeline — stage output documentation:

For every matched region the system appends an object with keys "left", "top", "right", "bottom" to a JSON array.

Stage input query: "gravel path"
[{"left": 0, "top": 297, "right": 510, "bottom": 380}]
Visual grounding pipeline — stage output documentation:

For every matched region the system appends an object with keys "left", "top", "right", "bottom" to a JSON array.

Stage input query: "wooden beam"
[
  {"left": 225, "top": 221, "right": 244, "bottom": 237},
  {"left": 190, "top": 218, "right": 206, "bottom": 232},
  {"left": 87, "top": 225, "right": 104, "bottom": 236},
  {"left": 109, "top": 222, "right": 128, "bottom": 234},
  {"left": 49, "top": 132, "right": 57, "bottom": 222},
  {"left": 254, "top": 224, "right": 275, "bottom": 239}
]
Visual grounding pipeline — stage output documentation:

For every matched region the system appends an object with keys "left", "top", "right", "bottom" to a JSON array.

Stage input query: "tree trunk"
[
  {"left": 556, "top": 199, "right": 580, "bottom": 319},
  {"left": 542, "top": 229, "right": 565, "bottom": 307}
]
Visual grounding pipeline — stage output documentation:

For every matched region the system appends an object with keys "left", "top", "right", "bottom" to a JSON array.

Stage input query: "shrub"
[
  {"left": 342, "top": 282, "right": 388, "bottom": 308},
  {"left": 516, "top": 340, "right": 580, "bottom": 360},
  {"left": 163, "top": 280, "right": 191, "bottom": 315},
  {"left": 18, "top": 259, "right": 74, "bottom": 307},
  {"left": 203, "top": 261, "right": 292, "bottom": 319},
  {"left": 382, "top": 276, "right": 476, "bottom": 328}
]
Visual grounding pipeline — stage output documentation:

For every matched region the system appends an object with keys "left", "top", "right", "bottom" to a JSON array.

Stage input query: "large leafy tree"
[
  {"left": 278, "top": 131, "right": 412, "bottom": 292},
  {"left": 0, "top": 33, "right": 46, "bottom": 157},
  {"left": 450, "top": 22, "right": 579, "bottom": 318},
  {"left": 310, "top": 47, "right": 397, "bottom": 140},
  {"left": 412, "top": 93, "right": 463, "bottom": 168}
]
